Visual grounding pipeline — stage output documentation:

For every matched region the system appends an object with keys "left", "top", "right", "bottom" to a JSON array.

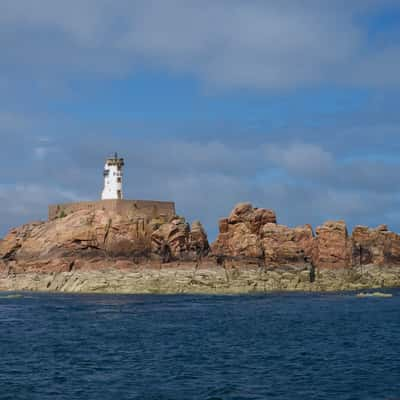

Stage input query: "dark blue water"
[{"left": 1, "top": 291, "right": 400, "bottom": 400}]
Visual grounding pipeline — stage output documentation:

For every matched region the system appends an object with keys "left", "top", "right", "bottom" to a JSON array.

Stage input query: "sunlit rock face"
[
  {"left": 2, "top": 201, "right": 400, "bottom": 284},
  {"left": 0, "top": 208, "right": 209, "bottom": 274},
  {"left": 313, "top": 221, "right": 351, "bottom": 270},
  {"left": 212, "top": 203, "right": 276, "bottom": 259},
  {"left": 212, "top": 203, "right": 313, "bottom": 267},
  {"left": 351, "top": 225, "right": 400, "bottom": 267},
  {"left": 212, "top": 203, "right": 400, "bottom": 270}
]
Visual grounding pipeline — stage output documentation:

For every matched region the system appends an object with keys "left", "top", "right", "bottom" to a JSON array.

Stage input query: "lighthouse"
[
  {"left": 101, "top": 153, "right": 124, "bottom": 200},
  {"left": 49, "top": 152, "right": 176, "bottom": 221}
]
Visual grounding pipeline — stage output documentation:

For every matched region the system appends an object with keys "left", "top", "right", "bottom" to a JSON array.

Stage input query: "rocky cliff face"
[
  {"left": 351, "top": 225, "right": 400, "bottom": 267},
  {"left": 313, "top": 220, "right": 351, "bottom": 269},
  {"left": 212, "top": 203, "right": 314, "bottom": 268},
  {"left": 211, "top": 203, "right": 276, "bottom": 259},
  {"left": 1, "top": 202, "right": 400, "bottom": 286},
  {"left": 261, "top": 223, "right": 314, "bottom": 267},
  {"left": 151, "top": 217, "right": 209, "bottom": 261},
  {"left": 0, "top": 209, "right": 209, "bottom": 274},
  {"left": 212, "top": 203, "right": 400, "bottom": 270}
]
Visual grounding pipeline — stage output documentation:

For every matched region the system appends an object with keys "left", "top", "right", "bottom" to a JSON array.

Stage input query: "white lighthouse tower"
[{"left": 101, "top": 153, "right": 124, "bottom": 200}]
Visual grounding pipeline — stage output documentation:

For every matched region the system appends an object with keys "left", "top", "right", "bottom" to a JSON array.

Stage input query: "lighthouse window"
[
  {"left": 103, "top": 169, "right": 109, "bottom": 177},
  {"left": 117, "top": 177, "right": 121, "bottom": 183}
]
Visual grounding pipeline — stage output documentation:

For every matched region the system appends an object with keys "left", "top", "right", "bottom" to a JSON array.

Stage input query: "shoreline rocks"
[
  {"left": 1, "top": 202, "right": 400, "bottom": 293},
  {"left": 0, "top": 264, "right": 399, "bottom": 294}
]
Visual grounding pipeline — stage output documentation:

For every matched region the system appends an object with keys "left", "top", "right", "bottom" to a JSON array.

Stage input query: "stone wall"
[{"left": 48, "top": 199, "right": 176, "bottom": 222}]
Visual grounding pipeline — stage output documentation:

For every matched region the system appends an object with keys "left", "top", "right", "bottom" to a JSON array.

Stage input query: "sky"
[{"left": 1, "top": 0, "right": 400, "bottom": 240}]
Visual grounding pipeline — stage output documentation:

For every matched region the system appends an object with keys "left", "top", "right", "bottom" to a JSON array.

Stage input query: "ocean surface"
[{"left": 1, "top": 291, "right": 400, "bottom": 400}]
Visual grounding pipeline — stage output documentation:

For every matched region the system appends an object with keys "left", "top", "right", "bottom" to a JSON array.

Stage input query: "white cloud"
[
  {"left": 0, "top": 0, "right": 399, "bottom": 89},
  {"left": 33, "top": 147, "right": 48, "bottom": 161},
  {"left": 265, "top": 143, "right": 335, "bottom": 177}
]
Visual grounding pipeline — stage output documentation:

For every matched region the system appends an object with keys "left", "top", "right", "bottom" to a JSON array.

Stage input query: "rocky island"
[
  {"left": 1, "top": 153, "right": 399, "bottom": 294},
  {"left": 1, "top": 201, "right": 400, "bottom": 294}
]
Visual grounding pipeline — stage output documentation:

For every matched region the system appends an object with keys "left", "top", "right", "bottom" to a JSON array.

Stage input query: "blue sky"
[{"left": 1, "top": 0, "right": 400, "bottom": 240}]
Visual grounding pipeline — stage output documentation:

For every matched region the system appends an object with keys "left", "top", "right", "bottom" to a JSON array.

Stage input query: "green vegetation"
[{"left": 58, "top": 209, "right": 67, "bottom": 218}]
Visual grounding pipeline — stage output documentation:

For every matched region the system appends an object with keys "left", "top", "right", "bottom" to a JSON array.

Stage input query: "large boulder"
[
  {"left": 313, "top": 221, "right": 351, "bottom": 269},
  {"left": 189, "top": 221, "right": 210, "bottom": 257},
  {"left": 0, "top": 209, "right": 151, "bottom": 262},
  {"left": 0, "top": 221, "right": 45, "bottom": 261},
  {"left": 212, "top": 203, "right": 312, "bottom": 266},
  {"left": 351, "top": 225, "right": 400, "bottom": 267},
  {"left": 228, "top": 202, "right": 277, "bottom": 233},
  {"left": 151, "top": 216, "right": 190, "bottom": 258},
  {"left": 261, "top": 223, "right": 314, "bottom": 267},
  {"left": 211, "top": 203, "right": 273, "bottom": 258},
  {"left": 212, "top": 222, "right": 263, "bottom": 258}
]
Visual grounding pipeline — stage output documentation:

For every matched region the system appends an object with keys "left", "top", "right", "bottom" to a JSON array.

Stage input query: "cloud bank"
[{"left": 1, "top": 0, "right": 400, "bottom": 89}]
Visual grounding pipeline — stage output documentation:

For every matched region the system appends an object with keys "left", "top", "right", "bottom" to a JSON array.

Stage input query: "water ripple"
[{"left": 0, "top": 291, "right": 399, "bottom": 399}]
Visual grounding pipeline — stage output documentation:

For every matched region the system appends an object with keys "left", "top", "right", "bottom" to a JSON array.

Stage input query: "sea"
[{"left": 1, "top": 290, "right": 400, "bottom": 400}]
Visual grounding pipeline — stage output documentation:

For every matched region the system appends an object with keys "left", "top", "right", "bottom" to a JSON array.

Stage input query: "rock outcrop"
[
  {"left": 151, "top": 217, "right": 209, "bottom": 260},
  {"left": 189, "top": 221, "right": 210, "bottom": 256},
  {"left": 212, "top": 203, "right": 276, "bottom": 259},
  {"left": 1, "top": 201, "right": 400, "bottom": 294},
  {"left": 261, "top": 223, "right": 314, "bottom": 267},
  {"left": 212, "top": 203, "right": 313, "bottom": 268},
  {"left": 0, "top": 209, "right": 209, "bottom": 274},
  {"left": 212, "top": 203, "right": 400, "bottom": 271},
  {"left": 1, "top": 264, "right": 400, "bottom": 294},
  {"left": 351, "top": 225, "right": 400, "bottom": 267},
  {"left": 313, "top": 221, "right": 351, "bottom": 269}
]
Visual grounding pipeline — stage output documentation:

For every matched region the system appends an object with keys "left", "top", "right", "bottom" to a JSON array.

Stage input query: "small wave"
[{"left": 0, "top": 294, "right": 23, "bottom": 299}]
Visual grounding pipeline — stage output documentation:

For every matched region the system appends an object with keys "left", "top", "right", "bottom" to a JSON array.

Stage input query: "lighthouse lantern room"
[{"left": 101, "top": 153, "right": 124, "bottom": 200}]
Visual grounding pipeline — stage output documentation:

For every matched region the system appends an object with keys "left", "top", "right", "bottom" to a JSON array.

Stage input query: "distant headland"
[{"left": 0, "top": 154, "right": 399, "bottom": 294}]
